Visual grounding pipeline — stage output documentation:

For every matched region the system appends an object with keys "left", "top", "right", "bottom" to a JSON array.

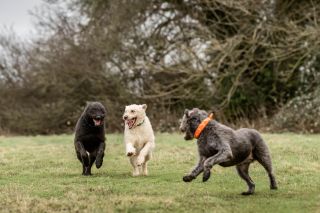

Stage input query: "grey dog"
[{"left": 179, "top": 108, "right": 278, "bottom": 195}]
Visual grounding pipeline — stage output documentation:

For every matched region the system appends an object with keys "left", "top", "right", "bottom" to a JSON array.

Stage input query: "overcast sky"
[{"left": 0, "top": 0, "right": 42, "bottom": 37}]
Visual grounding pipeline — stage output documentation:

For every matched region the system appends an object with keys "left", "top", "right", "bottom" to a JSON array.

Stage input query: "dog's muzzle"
[
  {"left": 93, "top": 116, "right": 104, "bottom": 126},
  {"left": 184, "top": 133, "right": 193, "bottom": 140},
  {"left": 123, "top": 116, "right": 137, "bottom": 129}
]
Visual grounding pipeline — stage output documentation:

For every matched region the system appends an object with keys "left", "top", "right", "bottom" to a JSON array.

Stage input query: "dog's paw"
[
  {"left": 270, "top": 185, "right": 278, "bottom": 190},
  {"left": 82, "top": 167, "right": 92, "bottom": 176},
  {"left": 96, "top": 157, "right": 103, "bottom": 169},
  {"left": 132, "top": 170, "right": 140, "bottom": 177},
  {"left": 82, "top": 172, "right": 92, "bottom": 176},
  {"left": 202, "top": 170, "right": 211, "bottom": 182},
  {"left": 126, "top": 151, "right": 136, "bottom": 157},
  {"left": 183, "top": 175, "right": 194, "bottom": 182},
  {"left": 241, "top": 191, "right": 254, "bottom": 196}
]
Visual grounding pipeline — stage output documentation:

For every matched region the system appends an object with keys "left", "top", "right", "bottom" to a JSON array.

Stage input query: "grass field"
[{"left": 0, "top": 133, "right": 319, "bottom": 213}]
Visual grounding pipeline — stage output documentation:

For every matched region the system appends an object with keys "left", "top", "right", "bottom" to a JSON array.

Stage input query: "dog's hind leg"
[
  {"left": 236, "top": 163, "right": 255, "bottom": 195},
  {"left": 130, "top": 156, "right": 140, "bottom": 176},
  {"left": 255, "top": 152, "right": 278, "bottom": 190},
  {"left": 253, "top": 144, "right": 278, "bottom": 190},
  {"left": 142, "top": 154, "right": 150, "bottom": 176},
  {"left": 137, "top": 142, "right": 154, "bottom": 166}
]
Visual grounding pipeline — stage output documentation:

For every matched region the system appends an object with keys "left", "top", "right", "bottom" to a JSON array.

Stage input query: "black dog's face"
[
  {"left": 85, "top": 102, "right": 106, "bottom": 127},
  {"left": 180, "top": 109, "right": 204, "bottom": 140}
]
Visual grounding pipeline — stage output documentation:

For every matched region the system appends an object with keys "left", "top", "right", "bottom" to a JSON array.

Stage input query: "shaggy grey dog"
[
  {"left": 179, "top": 108, "right": 277, "bottom": 195},
  {"left": 74, "top": 102, "right": 106, "bottom": 175}
]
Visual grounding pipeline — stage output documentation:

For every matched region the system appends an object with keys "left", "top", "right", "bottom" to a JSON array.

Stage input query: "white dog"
[{"left": 123, "top": 104, "right": 155, "bottom": 176}]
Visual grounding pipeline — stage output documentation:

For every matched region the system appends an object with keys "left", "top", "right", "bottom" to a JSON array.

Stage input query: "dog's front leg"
[
  {"left": 202, "top": 148, "right": 233, "bottom": 182},
  {"left": 75, "top": 141, "right": 90, "bottom": 175},
  {"left": 96, "top": 142, "right": 105, "bottom": 168},
  {"left": 126, "top": 142, "right": 136, "bottom": 156},
  {"left": 136, "top": 142, "right": 154, "bottom": 166},
  {"left": 75, "top": 141, "right": 89, "bottom": 167},
  {"left": 183, "top": 156, "right": 206, "bottom": 182}
]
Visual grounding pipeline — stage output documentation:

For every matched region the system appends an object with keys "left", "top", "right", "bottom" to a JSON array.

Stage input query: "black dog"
[
  {"left": 179, "top": 108, "right": 277, "bottom": 195},
  {"left": 74, "top": 102, "right": 106, "bottom": 175}
]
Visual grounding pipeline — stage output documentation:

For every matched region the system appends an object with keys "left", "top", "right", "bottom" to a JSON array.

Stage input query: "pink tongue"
[
  {"left": 94, "top": 119, "right": 101, "bottom": 126},
  {"left": 127, "top": 119, "right": 134, "bottom": 128}
]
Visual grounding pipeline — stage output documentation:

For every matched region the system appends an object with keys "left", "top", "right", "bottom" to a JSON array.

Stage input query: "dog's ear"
[
  {"left": 185, "top": 109, "right": 195, "bottom": 118},
  {"left": 184, "top": 109, "right": 189, "bottom": 117},
  {"left": 142, "top": 104, "right": 147, "bottom": 110},
  {"left": 189, "top": 110, "right": 195, "bottom": 117},
  {"left": 209, "top": 107, "right": 219, "bottom": 120}
]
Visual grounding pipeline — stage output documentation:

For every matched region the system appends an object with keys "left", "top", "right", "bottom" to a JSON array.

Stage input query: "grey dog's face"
[
  {"left": 180, "top": 108, "right": 208, "bottom": 140},
  {"left": 85, "top": 102, "right": 106, "bottom": 127}
]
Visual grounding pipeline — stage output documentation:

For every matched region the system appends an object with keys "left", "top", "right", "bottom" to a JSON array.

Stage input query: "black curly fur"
[{"left": 74, "top": 102, "right": 106, "bottom": 176}]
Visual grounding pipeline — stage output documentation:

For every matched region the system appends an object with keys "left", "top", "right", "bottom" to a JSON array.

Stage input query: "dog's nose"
[
  {"left": 123, "top": 115, "right": 128, "bottom": 120},
  {"left": 96, "top": 115, "right": 102, "bottom": 120}
]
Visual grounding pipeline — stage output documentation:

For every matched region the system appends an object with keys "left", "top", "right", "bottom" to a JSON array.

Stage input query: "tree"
[{"left": 1, "top": 0, "right": 320, "bottom": 134}]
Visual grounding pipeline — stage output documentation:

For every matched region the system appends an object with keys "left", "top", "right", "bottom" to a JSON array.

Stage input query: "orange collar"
[{"left": 194, "top": 113, "right": 214, "bottom": 139}]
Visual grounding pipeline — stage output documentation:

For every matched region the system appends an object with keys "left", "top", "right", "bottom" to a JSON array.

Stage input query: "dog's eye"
[
  {"left": 131, "top": 110, "right": 135, "bottom": 113},
  {"left": 187, "top": 117, "right": 196, "bottom": 122}
]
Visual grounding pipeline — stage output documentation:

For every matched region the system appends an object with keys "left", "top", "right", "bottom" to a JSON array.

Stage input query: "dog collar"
[
  {"left": 194, "top": 113, "right": 214, "bottom": 139},
  {"left": 136, "top": 119, "right": 145, "bottom": 127}
]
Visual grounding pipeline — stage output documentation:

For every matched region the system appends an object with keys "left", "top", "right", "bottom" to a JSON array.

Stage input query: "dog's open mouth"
[
  {"left": 93, "top": 119, "right": 103, "bottom": 126},
  {"left": 126, "top": 117, "right": 137, "bottom": 129}
]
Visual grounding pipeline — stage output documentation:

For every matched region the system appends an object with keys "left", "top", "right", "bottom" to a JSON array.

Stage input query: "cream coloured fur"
[{"left": 123, "top": 104, "right": 155, "bottom": 176}]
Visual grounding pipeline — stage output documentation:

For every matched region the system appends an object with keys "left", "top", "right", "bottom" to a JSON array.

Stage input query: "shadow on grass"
[{"left": 54, "top": 171, "right": 148, "bottom": 179}]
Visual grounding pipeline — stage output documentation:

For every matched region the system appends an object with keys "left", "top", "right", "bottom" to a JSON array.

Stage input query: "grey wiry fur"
[
  {"left": 74, "top": 102, "right": 106, "bottom": 176},
  {"left": 180, "top": 108, "right": 278, "bottom": 195}
]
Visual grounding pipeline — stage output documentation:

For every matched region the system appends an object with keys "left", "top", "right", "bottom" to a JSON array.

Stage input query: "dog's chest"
[
  {"left": 126, "top": 129, "right": 151, "bottom": 144},
  {"left": 80, "top": 134, "right": 103, "bottom": 151},
  {"left": 198, "top": 142, "right": 218, "bottom": 157}
]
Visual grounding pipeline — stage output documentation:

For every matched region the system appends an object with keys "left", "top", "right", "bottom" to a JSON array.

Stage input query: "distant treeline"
[{"left": 0, "top": 0, "right": 320, "bottom": 134}]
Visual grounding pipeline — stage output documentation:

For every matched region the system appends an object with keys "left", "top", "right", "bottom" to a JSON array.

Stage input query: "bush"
[{"left": 273, "top": 88, "right": 320, "bottom": 133}]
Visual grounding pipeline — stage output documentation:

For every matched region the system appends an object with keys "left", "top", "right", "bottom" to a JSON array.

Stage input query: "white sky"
[{"left": 0, "top": 0, "right": 42, "bottom": 38}]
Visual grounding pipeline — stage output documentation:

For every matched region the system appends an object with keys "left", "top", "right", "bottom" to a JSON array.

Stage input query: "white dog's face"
[{"left": 123, "top": 104, "right": 147, "bottom": 129}]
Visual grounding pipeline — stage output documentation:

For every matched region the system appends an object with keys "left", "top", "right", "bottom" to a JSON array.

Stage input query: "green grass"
[{"left": 0, "top": 133, "right": 319, "bottom": 213}]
